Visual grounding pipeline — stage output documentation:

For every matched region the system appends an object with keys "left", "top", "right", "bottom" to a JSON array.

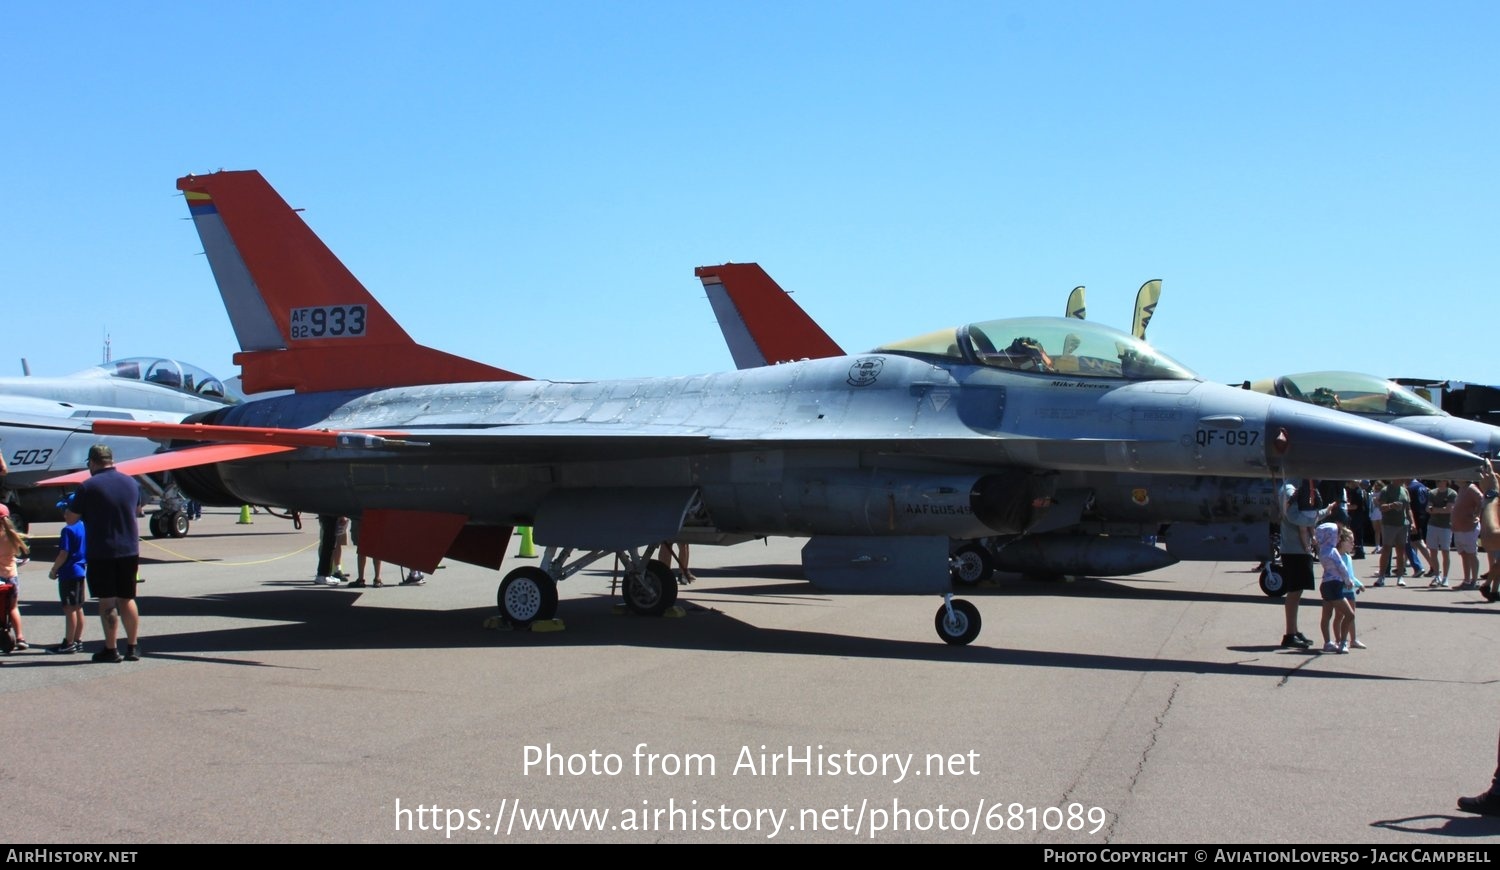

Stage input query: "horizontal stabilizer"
[{"left": 37, "top": 443, "right": 297, "bottom": 486}]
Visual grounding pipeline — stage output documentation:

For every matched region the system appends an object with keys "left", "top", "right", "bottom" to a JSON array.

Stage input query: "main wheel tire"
[
  {"left": 624, "top": 559, "right": 678, "bottom": 617},
  {"left": 148, "top": 513, "right": 165, "bottom": 538},
  {"left": 950, "top": 544, "right": 994, "bottom": 586},
  {"left": 934, "top": 599, "right": 981, "bottom": 645},
  {"left": 1259, "top": 565, "right": 1287, "bottom": 598},
  {"left": 497, "top": 567, "right": 559, "bottom": 626},
  {"left": 168, "top": 512, "right": 190, "bottom": 538}
]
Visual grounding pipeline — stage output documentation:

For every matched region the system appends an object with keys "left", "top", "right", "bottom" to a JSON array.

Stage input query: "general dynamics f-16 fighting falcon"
[
  {"left": 49, "top": 170, "right": 1480, "bottom": 646},
  {"left": 0, "top": 357, "right": 238, "bottom": 531},
  {"left": 694, "top": 263, "right": 1484, "bottom": 585},
  {"left": 1249, "top": 372, "right": 1500, "bottom": 460}
]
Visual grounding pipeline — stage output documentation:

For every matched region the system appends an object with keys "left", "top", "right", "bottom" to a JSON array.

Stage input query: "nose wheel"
[{"left": 935, "top": 597, "right": 981, "bottom": 645}]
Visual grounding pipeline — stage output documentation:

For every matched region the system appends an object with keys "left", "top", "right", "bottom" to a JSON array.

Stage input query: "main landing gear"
[
  {"left": 494, "top": 544, "right": 680, "bottom": 628},
  {"left": 949, "top": 542, "right": 995, "bottom": 586},
  {"left": 147, "top": 509, "right": 190, "bottom": 539}
]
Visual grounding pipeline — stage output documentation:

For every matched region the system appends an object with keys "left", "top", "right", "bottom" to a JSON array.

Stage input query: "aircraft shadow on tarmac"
[{"left": 1, "top": 568, "right": 1443, "bottom": 683}]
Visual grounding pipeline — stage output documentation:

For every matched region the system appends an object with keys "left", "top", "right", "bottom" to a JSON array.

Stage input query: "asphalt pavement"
[{"left": 5, "top": 508, "right": 1500, "bottom": 844}]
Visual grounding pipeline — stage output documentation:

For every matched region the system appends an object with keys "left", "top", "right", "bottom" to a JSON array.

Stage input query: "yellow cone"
[
  {"left": 237, "top": 505, "right": 252, "bottom": 525},
  {"left": 518, "top": 525, "right": 536, "bottom": 558}
]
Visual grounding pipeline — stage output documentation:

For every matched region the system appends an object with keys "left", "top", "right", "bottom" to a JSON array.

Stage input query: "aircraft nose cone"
[{"left": 1267, "top": 404, "right": 1482, "bottom": 480}]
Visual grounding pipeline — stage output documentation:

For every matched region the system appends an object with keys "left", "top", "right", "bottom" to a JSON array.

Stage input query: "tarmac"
[{"left": 5, "top": 507, "right": 1500, "bottom": 844}]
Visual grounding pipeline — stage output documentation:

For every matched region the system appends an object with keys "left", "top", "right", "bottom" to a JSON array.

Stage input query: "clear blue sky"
[{"left": 4, "top": 2, "right": 1496, "bottom": 387}]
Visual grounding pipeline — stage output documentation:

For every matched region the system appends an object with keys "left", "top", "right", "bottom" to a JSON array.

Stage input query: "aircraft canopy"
[
  {"left": 71, "top": 357, "right": 243, "bottom": 403},
  {"left": 1255, "top": 371, "right": 1443, "bottom": 418},
  {"left": 874, "top": 317, "right": 1198, "bottom": 381}
]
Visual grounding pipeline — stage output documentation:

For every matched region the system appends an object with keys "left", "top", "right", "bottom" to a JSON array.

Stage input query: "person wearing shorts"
[
  {"left": 1278, "top": 480, "right": 1329, "bottom": 649},
  {"left": 1377, "top": 481, "right": 1411, "bottom": 583},
  {"left": 46, "top": 493, "right": 87, "bottom": 654},
  {"left": 1426, "top": 481, "right": 1456, "bottom": 587},
  {"left": 1453, "top": 479, "right": 1484, "bottom": 590},
  {"left": 77, "top": 445, "right": 142, "bottom": 663}
]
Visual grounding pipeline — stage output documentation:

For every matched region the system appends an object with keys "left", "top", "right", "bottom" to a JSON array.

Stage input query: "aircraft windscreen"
[
  {"left": 74, "top": 357, "right": 241, "bottom": 403},
  {"left": 875, "top": 317, "right": 1198, "bottom": 381},
  {"left": 1277, "top": 371, "right": 1442, "bottom": 418}
]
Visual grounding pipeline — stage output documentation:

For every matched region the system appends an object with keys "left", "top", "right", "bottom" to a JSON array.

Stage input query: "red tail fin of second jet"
[
  {"left": 694, "top": 263, "right": 845, "bottom": 368},
  {"left": 178, "top": 171, "right": 526, "bottom": 394}
]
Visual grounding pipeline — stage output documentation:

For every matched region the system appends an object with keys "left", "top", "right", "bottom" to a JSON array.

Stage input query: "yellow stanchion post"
[
  {"left": 237, "top": 505, "right": 253, "bottom": 525},
  {"left": 518, "top": 525, "right": 536, "bottom": 558}
]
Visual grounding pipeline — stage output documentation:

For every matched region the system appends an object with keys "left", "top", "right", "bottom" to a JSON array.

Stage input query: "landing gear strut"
[
  {"left": 494, "top": 544, "right": 681, "bottom": 628},
  {"left": 934, "top": 595, "right": 981, "bottom": 645}
]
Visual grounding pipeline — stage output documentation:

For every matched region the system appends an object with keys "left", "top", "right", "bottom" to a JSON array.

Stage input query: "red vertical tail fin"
[
  {"left": 693, "top": 263, "right": 845, "bottom": 368},
  {"left": 178, "top": 171, "right": 526, "bottom": 393}
]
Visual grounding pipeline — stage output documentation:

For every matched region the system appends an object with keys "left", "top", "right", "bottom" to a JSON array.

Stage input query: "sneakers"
[
  {"left": 1427, "top": 568, "right": 1441, "bottom": 578},
  {"left": 1337, "top": 641, "right": 1349, "bottom": 653},
  {"left": 333, "top": 570, "right": 350, "bottom": 581},
  {"left": 13, "top": 639, "right": 28, "bottom": 651},
  {"left": 1396, "top": 578, "right": 1408, "bottom": 587},
  {"left": 1281, "top": 633, "right": 1313, "bottom": 649},
  {"left": 1348, "top": 639, "right": 1367, "bottom": 650},
  {"left": 1372, "top": 578, "right": 1387, "bottom": 587},
  {"left": 47, "top": 640, "right": 81, "bottom": 654},
  {"left": 1458, "top": 791, "right": 1500, "bottom": 816},
  {"left": 1322, "top": 641, "right": 1340, "bottom": 653},
  {"left": 323, "top": 575, "right": 342, "bottom": 586},
  {"left": 124, "top": 644, "right": 140, "bottom": 662},
  {"left": 1430, "top": 575, "right": 1443, "bottom": 588},
  {"left": 91, "top": 647, "right": 122, "bottom": 664},
  {"left": 401, "top": 571, "right": 426, "bottom": 586}
]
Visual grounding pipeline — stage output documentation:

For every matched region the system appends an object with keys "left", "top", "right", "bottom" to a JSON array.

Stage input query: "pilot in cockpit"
[
  {"left": 1002, "top": 337, "right": 1054, "bottom": 372},
  {"left": 1310, "top": 386, "right": 1342, "bottom": 409},
  {"left": 146, "top": 367, "right": 181, "bottom": 388}
]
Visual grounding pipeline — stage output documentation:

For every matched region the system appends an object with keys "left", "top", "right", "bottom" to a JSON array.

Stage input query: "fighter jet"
[
  {"left": 694, "top": 264, "right": 1482, "bottom": 587},
  {"left": 1249, "top": 372, "right": 1500, "bottom": 459},
  {"left": 50, "top": 170, "right": 1480, "bottom": 646},
  {"left": 0, "top": 357, "right": 239, "bottom": 531}
]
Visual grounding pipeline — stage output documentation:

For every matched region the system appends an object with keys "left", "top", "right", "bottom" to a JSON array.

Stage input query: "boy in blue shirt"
[{"left": 46, "top": 493, "right": 86, "bottom": 654}]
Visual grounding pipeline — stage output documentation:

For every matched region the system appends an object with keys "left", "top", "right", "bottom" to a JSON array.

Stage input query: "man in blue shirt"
[{"left": 76, "top": 445, "right": 142, "bottom": 663}]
